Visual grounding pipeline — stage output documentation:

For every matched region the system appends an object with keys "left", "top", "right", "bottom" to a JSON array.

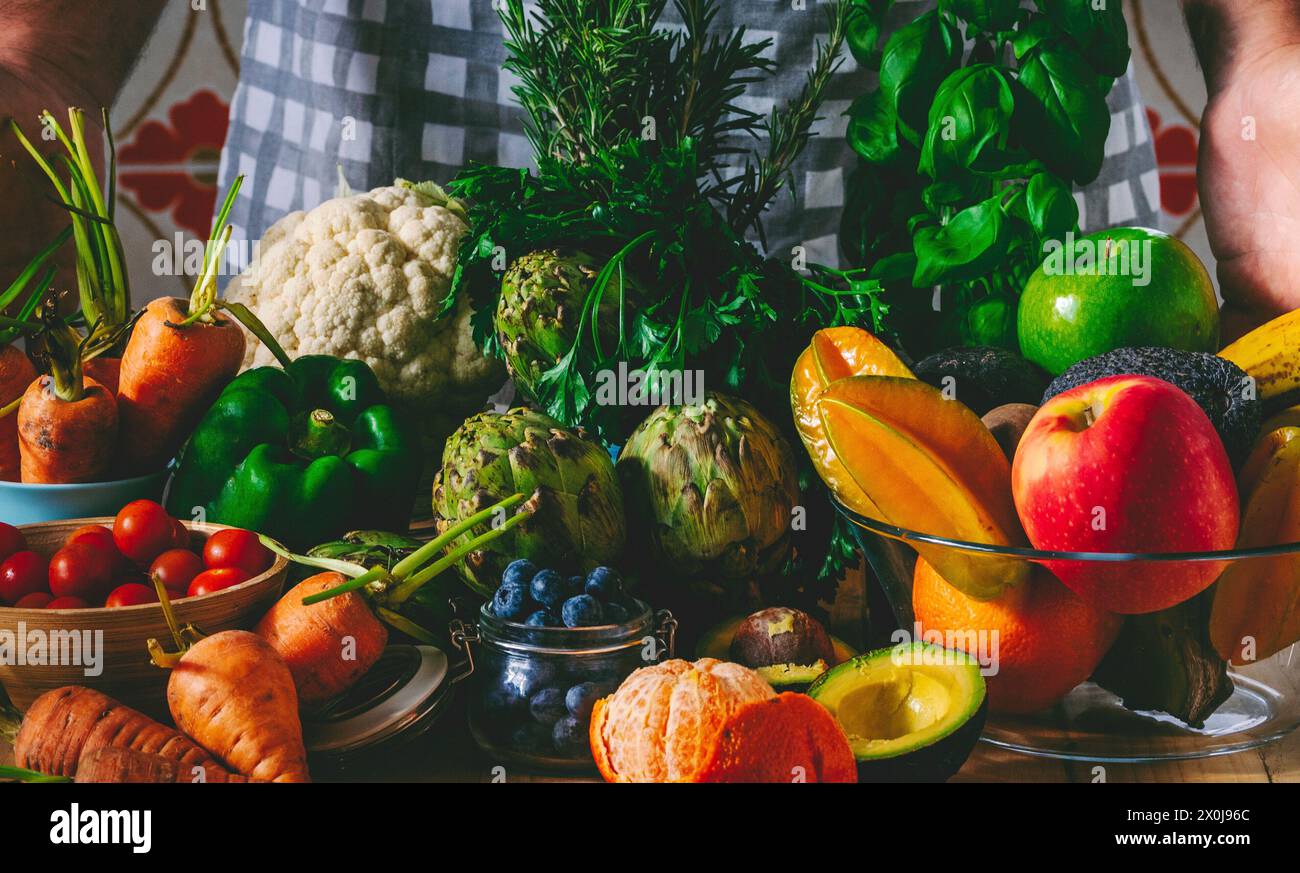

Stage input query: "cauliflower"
[{"left": 226, "top": 181, "right": 503, "bottom": 418}]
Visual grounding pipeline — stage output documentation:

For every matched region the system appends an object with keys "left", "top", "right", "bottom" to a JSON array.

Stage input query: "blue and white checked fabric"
[{"left": 217, "top": 0, "right": 1160, "bottom": 267}]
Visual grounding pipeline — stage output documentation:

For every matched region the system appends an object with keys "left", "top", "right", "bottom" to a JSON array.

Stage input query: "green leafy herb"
[{"left": 842, "top": 0, "right": 1129, "bottom": 355}]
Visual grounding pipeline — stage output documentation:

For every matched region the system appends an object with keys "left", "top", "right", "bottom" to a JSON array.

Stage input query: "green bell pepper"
[{"left": 167, "top": 355, "right": 421, "bottom": 549}]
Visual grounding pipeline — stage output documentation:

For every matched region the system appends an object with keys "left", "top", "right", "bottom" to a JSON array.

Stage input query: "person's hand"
[{"left": 1199, "top": 42, "right": 1300, "bottom": 340}]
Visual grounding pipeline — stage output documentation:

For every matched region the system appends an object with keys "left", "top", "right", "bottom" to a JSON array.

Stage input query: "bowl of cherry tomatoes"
[{"left": 0, "top": 500, "right": 288, "bottom": 714}]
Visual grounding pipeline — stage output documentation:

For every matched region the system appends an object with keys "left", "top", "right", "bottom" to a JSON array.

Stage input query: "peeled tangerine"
[
  {"left": 589, "top": 658, "right": 855, "bottom": 782},
  {"left": 1211, "top": 428, "right": 1300, "bottom": 664},
  {"left": 790, "top": 327, "right": 914, "bottom": 517},
  {"left": 913, "top": 558, "right": 1121, "bottom": 713},
  {"left": 816, "top": 376, "right": 1030, "bottom": 599}
]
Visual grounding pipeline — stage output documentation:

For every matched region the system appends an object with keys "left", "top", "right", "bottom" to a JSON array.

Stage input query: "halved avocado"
[
  {"left": 807, "top": 643, "right": 987, "bottom": 783},
  {"left": 696, "top": 616, "right": 858, "bottom": 691}
]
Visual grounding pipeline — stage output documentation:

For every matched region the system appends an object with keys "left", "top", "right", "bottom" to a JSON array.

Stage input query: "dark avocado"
[
  {"left": 913, "top": 346, "right": 1050, "bottom": 416},
  {"left": 696, "top": 614, "right": 857, "bottom": 692},
  {"left": 1091, "top": 587, "right": 1232, "bottom": 728},
  {"left": 1043, "top": 347, "right": 1260, "bottom": 465},
  {"left": 807, "top": 642, "right": 987, "bottom": 783}
]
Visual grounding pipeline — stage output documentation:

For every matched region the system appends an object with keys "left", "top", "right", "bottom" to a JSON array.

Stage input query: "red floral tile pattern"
[
  {"left": 118, "top": 90, "right": 230, "bottom": 237},
  {"left": 1146, "top": 107, "right": 1199, "bottom": 217}
]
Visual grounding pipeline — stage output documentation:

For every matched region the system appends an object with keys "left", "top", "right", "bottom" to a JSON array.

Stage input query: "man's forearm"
[
  {"left": 0, "top": 0, "right": 165, "bottom": 293},
  {"left": 1183, "top": 0, "right": 1300, "bottom": 93}
]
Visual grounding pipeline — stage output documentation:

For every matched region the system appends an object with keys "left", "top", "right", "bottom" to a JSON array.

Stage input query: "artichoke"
[
  {"left": 433, "top": 406, "right": 626, "bottom": 596},
  {"left": 616, "top": 392, "right": 800, "bottom": 591},
  {"left": 495, "top": 249, "right": 626, "bottom": 402}
]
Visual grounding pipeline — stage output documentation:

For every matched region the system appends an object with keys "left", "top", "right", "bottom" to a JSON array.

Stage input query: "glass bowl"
[{"left": 839, "top": 502, "right": 1300, "bottom": 763}]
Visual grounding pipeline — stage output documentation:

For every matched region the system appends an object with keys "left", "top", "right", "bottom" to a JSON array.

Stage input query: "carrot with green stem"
[
  {"left": 147, "top": 573, "right": 310, "bottom": 782},
  {"left": 16, "top": 298, "right": 117, "bottom": 483},
  {"left": 255, "top": 493, "right": 531, "bottom": 705},
  {"left": 116, "top": 175, "right": 291, "bottom": 474}
]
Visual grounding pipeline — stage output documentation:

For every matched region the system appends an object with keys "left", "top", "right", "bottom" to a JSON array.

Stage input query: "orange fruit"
[
  {"left": 697, "top": 693, "right": 858, "bottom": 783},
  {"left": 912, "top": 558, "right": 1121, "bottom": 714},
  {"left": 589, "top": 658, "right": 775, "bottom": 782}
]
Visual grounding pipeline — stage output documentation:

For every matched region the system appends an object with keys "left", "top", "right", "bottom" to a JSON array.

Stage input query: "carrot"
[
  {"left": 255, "top": 573, "right": 389, "bottom": 706},
  {"left": 83, "top": 356, "right": 121, "bottom": 396},
  {"left": 13, "top": 686, "right": 239, "bottom": 782},
  {"left": 17, "top": 374, "right": 117, "bottom": 483},
  {"left": 116, "top": 297, "right": 244, "bottom": 473},
  {"left": 0, "top": 344, "right": 36, "bottom": 481},
  {"left": 159, "top": 630, "right": 310, "bottom": 783}
]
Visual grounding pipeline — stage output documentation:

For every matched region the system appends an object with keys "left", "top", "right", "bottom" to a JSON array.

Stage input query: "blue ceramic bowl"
[{"left": 0, "top": 471, "right": 169, "bottom": 525}]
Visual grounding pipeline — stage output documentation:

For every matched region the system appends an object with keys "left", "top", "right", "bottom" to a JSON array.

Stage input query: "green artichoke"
[
  {"left": 432, "top": 406, "right": 626, "bottom": 596},
  {"left": 616, "top": 392, "right": 800, "bottom": 590},
  {"left": 495, "top": 249, "right": 626, "bottom": 402}
]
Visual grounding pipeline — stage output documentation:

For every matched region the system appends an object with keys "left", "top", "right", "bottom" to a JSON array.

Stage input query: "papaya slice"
[
  {"left": 697, "top": 693, "right": 857, "bottom": 783},
  {"left": 791, "top": 327, "right": 914, "bottom": 517},
  {"left": 818, "top": 376, "right": 1029, "bottom": 599},
  {"left": 1211, "top": 434, "right": 1300, "bottom": 664}
]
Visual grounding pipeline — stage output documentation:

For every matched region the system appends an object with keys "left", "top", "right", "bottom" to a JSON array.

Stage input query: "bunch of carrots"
[
  {"left": 1, "top": 108, "right": 287, "bottom": 484},
  {"left": 0, "top": 493, "right": 532, "bottom": 783}
]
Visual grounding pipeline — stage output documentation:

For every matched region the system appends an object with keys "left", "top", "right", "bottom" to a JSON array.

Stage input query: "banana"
[{"left": 1219, "top": 308, "right": 1300, "bottom": 410}]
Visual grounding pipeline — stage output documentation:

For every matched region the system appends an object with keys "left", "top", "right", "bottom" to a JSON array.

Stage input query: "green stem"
[
  {"left": 391, "top": 493, "right": 526, "bottom": 579},
  {"left": 0, "top": 765, "right": 70, "bottom": 783},
  {"left": 300, "top": 566, "right": 391, "bottom": 606},
  {"left": 291, "top": 410, "right": 351, "bottom": 459},
  {"left": 374, "top": 607, "right": 439, "bottom": 644},
  {"left": 387, "top": 508, "right": 533, "bottom": 605},
  {"left": 258, "top": 534, "right": 368, "bottom": 577}
]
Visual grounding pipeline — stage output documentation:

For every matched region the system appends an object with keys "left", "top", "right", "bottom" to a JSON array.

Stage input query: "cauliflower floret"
[{"left": 226, "top": 183, "right": 502, "bottom": 416}]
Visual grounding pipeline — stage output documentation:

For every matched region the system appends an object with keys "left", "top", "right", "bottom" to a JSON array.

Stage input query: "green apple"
[{"left": 1017, "top": 227, "right": 1220, "bottom": 375}]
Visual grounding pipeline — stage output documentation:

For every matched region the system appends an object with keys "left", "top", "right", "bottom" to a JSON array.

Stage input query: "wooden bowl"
[{"left": 0, "top": 518, "right": 288, "bottom": 716}]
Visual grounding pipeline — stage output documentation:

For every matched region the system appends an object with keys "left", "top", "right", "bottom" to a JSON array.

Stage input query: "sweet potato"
[
  {"left": 166, "top": 630, "right": 310, "bottom": 783},
  {"left": 14, "top": 686, "right": 238, "bottom": 782},
  {"left": 255, "top": 572, "right": 389, "bottom": 706}
]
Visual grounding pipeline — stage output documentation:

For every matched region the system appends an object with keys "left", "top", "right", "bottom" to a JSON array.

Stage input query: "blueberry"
[
  {"left": 530, "top": 569, "right": 578, "bottom": 610},
  {"left": 553, "top": 716, "right": 587, "bottom": 752},
  {"left": 565, "top": 681, "right": 608, "bottom": 720},
  {"left": 603, "top": 602, "right": 630, "bottom": 625},
  {"left": 584, "top": 566, "right": 623, "bottom": 601},
  {"left": 510, "top": 722, "right": 551, "bottom": 752},
  {"left": 483, "top": 687, "right": 527, "bottom": 720},
  {"left": 523, "top": 610, "right": 557, "bottom": 627},
  {"left": 501, "top": 559, "right": 538, "bottom": 589},
  {"left": 491, "top": 583, "right": 530, "bottom": 620},
  {"left": 529, "top": 687, "right": 568, "bottom": 725},
  {"left": 561, "top": 594, "right": 604, "bottom": 628},
  {"left": 503, "top": 660, "right": 556, "bottom": 698}
]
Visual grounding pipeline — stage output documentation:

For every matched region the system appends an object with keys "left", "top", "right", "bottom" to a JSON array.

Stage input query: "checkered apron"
[{"left": 217, "top": 0, "right": 1160, "bottom": 267}]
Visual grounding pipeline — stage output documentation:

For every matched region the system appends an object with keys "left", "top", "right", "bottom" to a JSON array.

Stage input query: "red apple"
[{"left": 1011, "top": 374, "right": 1238, "bottom": 614}]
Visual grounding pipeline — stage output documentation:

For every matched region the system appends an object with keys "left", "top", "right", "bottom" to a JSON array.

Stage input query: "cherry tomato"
[
  {"left": 113, "top": 500, "right": 178, "bottom": 565},
  {"left": 0, "top": 550, "right": 48, "bottom": 605},
  {"left": 203, "top": 529, "right": 273, "bottom": 576},
  {"left": 171, "top": 519, "right": 191, "bottom": 550},
  {"left": 67, "top": 524, "right": 130, "bottom": 574},
  {"left": 48, "top": 543, "right": 115, "bottom": 601},
  {"left": 104, "top": 582, "right": 158, "bottom": 608},
  {"left": 13, "top": 591, "right": 52, "bottom": 609},
  {"left": 0, "top": 523, "right": 26, "bottom": 562},
  {"left": 149, "top": 549, "right": 205, "bottom": 596},
  {"left": 187, "top": 567, "right": 250, "bottom": 598},
  {"left": 45, "top": 595, "right": 89, "bottom": 609}
]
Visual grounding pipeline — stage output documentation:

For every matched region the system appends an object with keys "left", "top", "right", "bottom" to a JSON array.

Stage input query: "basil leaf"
[
  {"left": 940, "top": 0, "right": 1020, "bottom": 31},
  {"left": 868, "top": 251, "right": 917, "bottom": 282},
  {"left": 880, "top": 11, "right": 962, "bottom": 146},
  {"left": 846, "top": 0, "right": 895, "bottom": 68},
  {"left": 1010, "top": 15, "right": 1055, "bottom": 59},
  {"left": 1036, "top": 0, "right": 1131, "bottom": 77},
  {"left": 912, "top": 194, "right": 1012, "bottom": 286},
  {"left": 1014, "top": 41, "right": 1110, "bottom": 185},
  {"left": 1025, "top": 171, "right": 1079, "bottom": 240},
  {"left": 846, "top": 90, "right": 902, "bottom": 164},
  {"left": 918, "top": 64, "right": 1014, "bottom": 182}
]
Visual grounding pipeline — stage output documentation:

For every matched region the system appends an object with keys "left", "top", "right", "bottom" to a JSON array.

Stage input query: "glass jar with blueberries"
[{"left": 450, "top": 561, "right": 675, "bottom": 771}]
